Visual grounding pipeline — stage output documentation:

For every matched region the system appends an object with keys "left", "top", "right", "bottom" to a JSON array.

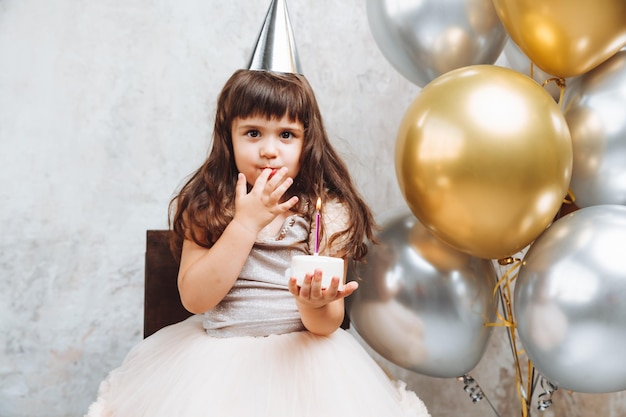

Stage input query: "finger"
[
  {"left": 267, "top": 167, "right": 289, "bottom": 186},
  {"left": 252, "top": 168, "right": 273, "bottom": 189},
  {"left": 270, "top": 175, "right": 293, "bottom": 199},
  {"left": 299, "top": 274, "right": 313, "bottom": 299},
  {"left": 267, "top": 168, "right": 293, "bottom": 200},
  {"left": 324, "top": 277, "right": 340, "bottom": 299},
  {"left": 277, "top": 195, "right": 299, "bottom": 212},
  {"left": 310, "top": 270, "right": 323, "bottom": 299},
  {"left": 337, "top": 281, "right": 359, "bottom": 298},
  {"left": 288, "top": 277, "right": 299, "bottom": 296},
  {"left": 235, "top": 173, "right": 248, "bottom": 198}
]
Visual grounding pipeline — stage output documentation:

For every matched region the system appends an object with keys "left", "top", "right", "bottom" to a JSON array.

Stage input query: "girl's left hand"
[{"left": 288, "top": 270, "right": 358, "bottom": 309}]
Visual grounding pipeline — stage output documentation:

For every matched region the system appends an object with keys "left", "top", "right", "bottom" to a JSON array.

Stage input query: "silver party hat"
[{"left": 248, "top": 0, "right": 303, "bottom": 74}]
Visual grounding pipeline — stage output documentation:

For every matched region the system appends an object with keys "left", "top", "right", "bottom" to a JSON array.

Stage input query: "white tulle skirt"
[{"left": 86, "top": 315, "right": 430, "bottom": 417}]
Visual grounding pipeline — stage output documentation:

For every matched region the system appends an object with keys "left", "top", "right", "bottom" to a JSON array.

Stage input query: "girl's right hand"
[{"left": 232, "top": 167, "right": 299, "bottom": 234}]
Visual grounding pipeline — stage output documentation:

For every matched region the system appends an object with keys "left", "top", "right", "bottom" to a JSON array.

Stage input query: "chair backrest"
[
  {"left": 144, "top": 229, "right": 350, "bottom": 338},
  {"left": 144, "top": 230, "right": 191, "bottom": 338}
]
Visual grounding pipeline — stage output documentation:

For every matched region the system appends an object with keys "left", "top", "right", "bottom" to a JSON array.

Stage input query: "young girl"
[{"left": 85, "top": 69, "right": 430, "bottom": 417}]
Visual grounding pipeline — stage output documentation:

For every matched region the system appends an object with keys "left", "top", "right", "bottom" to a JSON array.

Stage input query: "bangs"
[{"left": 226, "top": 71, "right": 310, "bottom": 126}]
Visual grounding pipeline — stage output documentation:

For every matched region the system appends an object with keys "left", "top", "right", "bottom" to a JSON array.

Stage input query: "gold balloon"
[
  {"left": 493, "top": 0, "right": 626, "bottom": 78},
  {"left": 395, "top": 65, "right": 572, "bottom": 260}
]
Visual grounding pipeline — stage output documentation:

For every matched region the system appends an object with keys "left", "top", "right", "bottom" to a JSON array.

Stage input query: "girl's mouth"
[{"left": 267, "top": 168, "right": 278, "bottom": 179}]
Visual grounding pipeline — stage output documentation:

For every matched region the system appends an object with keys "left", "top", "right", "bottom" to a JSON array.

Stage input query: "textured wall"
[{"left": 0, "top": 1, "right": 624, "bottom": 416}]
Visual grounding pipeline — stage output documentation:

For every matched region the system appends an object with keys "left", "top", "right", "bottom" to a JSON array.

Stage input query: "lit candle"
[{"left": 314, "top": 197, "right": 321, "bottom": 255}]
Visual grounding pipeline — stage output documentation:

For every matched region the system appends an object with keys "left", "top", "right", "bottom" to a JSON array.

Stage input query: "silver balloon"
[
  {"left": 503, "top": 39, "right": 571, "bottom": 101},
  {"left": 347, "top": 210, "right": 497, "bottom": 378},
  {"left": 562, "top": 50, "right": 626, "bottom": 208},
  {"left": 515, "top": 205, "right": 626, "bottom": 393},
  {"left": 366, "top": 0, "right": 508, "bottom": 87}
]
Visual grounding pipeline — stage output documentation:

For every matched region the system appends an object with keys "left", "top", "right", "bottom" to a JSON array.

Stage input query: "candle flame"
[{"left": 316, "top": 197, "right": 321, "bottom": 211}]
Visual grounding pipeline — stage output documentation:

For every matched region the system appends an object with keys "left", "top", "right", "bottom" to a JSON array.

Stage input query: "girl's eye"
[
  {"left": 280, "top": 131, "right": 293, "bottom": 139},
  {"left": 247, "top": 130, "right": 260, "bottom": 138}
]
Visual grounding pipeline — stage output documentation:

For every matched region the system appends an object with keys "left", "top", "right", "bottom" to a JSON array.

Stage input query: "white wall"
[{"left": 1, "top": 1, "right": 625, "bottom": 417}]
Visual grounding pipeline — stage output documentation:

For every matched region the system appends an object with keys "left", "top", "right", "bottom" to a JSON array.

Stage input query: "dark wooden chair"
[
  {"left": 144, "top": 230, "right": 191, "bottom": 338},
  {"left": 144, "top": 230, "right": 350, "bottom": 338}
]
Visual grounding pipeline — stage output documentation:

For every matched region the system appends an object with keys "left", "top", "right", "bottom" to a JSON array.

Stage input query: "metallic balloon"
[
  {"left": 347, "top": 210, "right": 497, "bottom": 378},
  {"left": 514, "top": 205, "right": 626, "bottom": 393},
  {"left": 562, "top": 50, "right": 626, "bottom": 208},
  {"left": 395, "top": 65, "right": 572, "bottom": 260},
  {"left": 366, "top": 0, "right": 507, "bottom": 87},
  {"left": 493, "top": 0, "right": 626, "bottom": 78},
  {"left": 503, "top": 39, "right": 570, "bottom": 101}
]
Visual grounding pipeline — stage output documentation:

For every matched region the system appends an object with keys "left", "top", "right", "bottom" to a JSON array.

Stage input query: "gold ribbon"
[
  {"left": 487, "top": 257, "right": 540, "bottom": 417},
  {"left": 541, "top": 76, "right": 567, "bottom": 108},
  {"left": 529, "top": 61, "right": 567, "bottom": 108},
  {"left": 563, "top": 188, "right": 576, "bottom": 205}
]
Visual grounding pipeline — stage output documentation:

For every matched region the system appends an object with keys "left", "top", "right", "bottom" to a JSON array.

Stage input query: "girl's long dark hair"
[{"left": 169, "top": 69, "right": 375, "bottom": 260}]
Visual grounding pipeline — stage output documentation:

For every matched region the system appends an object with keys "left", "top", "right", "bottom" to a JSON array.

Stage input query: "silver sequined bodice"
[{"left": 202, "top": 214, "right": 310, "bottom": 337}]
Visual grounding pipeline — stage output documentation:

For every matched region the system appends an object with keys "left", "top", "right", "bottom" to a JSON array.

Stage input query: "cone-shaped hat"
[{"left": 248, "top": 0, "right": 303, "bottom": 74}]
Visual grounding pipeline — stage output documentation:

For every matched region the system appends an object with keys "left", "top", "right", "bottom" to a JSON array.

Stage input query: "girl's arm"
[
  {"left": 288, "top": 199, "right": 358, "bottom": 336},
  {"left": 178, "top": 168, "right": 298, "bottom": 314},
  {"left": 177, "top": 220, "right": 257, "bottom": 314}
]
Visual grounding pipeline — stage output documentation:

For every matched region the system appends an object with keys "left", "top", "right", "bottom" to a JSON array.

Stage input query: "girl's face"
[{"left": 231, "top": 114, "right": 304, "bottom": 186}]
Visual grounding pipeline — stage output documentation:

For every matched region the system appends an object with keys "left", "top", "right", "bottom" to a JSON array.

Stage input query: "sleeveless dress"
[{"left": 85, "top": 203, "right": 430, "bottom": 417}]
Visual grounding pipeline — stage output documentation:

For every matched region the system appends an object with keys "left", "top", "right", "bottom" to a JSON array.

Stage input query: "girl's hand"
[
  {"left": 232, "top": 167, "right": 298, "bottom": 234},
  {"left": 288, "top": 269, "right": 359, "bottom": 309}
]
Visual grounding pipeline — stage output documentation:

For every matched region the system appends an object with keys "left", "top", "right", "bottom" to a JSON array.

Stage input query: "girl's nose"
[{"left": 260, "top": 138, "right": 278, "bottom": 158}]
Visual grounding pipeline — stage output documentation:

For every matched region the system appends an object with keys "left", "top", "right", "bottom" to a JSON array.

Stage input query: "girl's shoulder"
[
  {"left": 307, "top": 197, "right": 350, "bottom": 256},
  {"left": 322, "top": 197, "right": 349, "bottom": 230}
]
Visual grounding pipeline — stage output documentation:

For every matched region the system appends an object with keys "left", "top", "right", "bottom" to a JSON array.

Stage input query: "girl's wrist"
[
  {"left": 228, "top": 217, "right": 260, "bottom": 240},
  {"left": 296, "top": 299, "right": 328, "bottom": 311}
]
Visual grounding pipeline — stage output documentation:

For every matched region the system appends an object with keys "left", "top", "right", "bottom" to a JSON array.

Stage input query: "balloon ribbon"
[
  {"left": 529, "top": 62, "right": 567, "bottom": 107},
  {"left": 486, "top": 257, "right": 540, "bottom": 417},
  {"left": 457, "top": 374, "right": 501, "bottom": 417},
  {"left": 563, "top": 189, "right": 576, "bottom": 205},
  {"left": 537, "top": 376, "right": 559, "bottom": 411},
  {"left": 542, "top": 77, "right": 567, "bottom": 108}
]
